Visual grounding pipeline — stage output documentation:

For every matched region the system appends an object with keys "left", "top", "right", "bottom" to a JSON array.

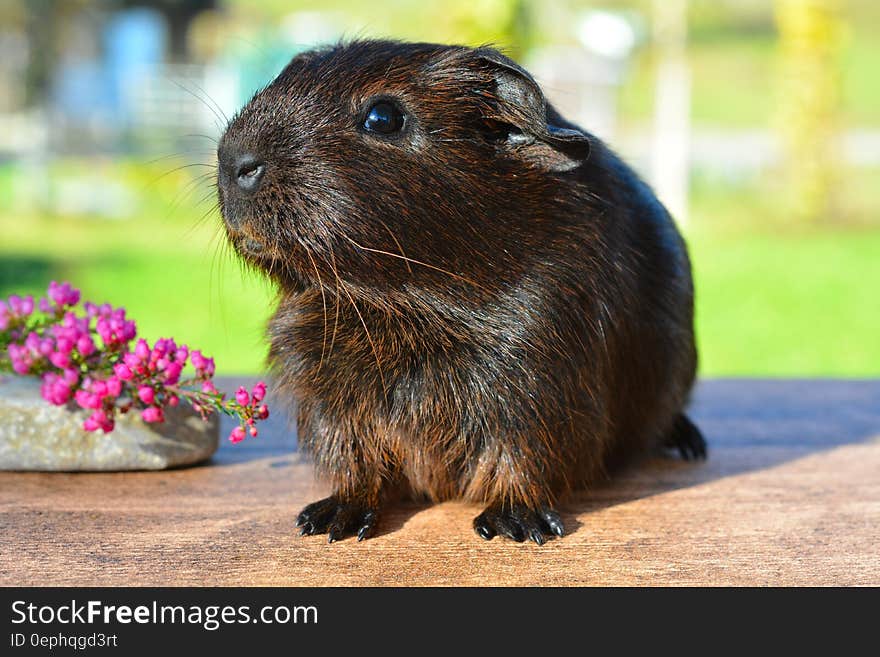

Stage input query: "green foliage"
[{"left": 687, "top": 169, "right": 880, "bottom": 376}]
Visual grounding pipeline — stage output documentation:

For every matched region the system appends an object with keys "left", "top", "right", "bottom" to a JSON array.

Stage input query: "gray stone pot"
[{"left": 0, "top": 375, "right": 219, "bottom": 471}]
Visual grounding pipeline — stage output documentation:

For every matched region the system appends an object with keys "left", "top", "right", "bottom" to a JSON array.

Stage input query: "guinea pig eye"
[{"left": 363, "top": 100, "right": 405, "bottom": 135}]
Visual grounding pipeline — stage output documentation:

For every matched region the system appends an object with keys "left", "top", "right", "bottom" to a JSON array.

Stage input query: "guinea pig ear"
[{"left": 474, "top": 49, "right": 590, "bottom": 172}]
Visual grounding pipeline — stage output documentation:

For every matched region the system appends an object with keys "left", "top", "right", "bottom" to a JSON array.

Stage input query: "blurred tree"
[
  {"left": 775, "top": 0, "right": 845, "bottom": 223},
  {"left": 22, "top": 0, "right": 56, "bottom": 106},
  {"left": 651, "top": 0, "right": 690, "bottom": 226}
]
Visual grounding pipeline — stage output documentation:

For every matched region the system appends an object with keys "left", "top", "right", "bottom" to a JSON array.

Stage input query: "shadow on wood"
[{"left": 1, "top": 379, "right": 878, "bottom": 586}]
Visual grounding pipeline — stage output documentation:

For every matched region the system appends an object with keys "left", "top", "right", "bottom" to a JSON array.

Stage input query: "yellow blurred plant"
[{"left": 774, "top": 0, "right": 846, "bottom": 223}]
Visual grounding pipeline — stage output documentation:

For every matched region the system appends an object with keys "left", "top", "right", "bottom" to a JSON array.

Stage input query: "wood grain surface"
[{"left": 1, "top": 379, "right": 878, "bottom": 586}]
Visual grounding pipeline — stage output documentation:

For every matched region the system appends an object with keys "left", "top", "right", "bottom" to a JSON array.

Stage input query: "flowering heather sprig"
[{"left": 1, "top": 281, "right": 268, "bottom": 443}]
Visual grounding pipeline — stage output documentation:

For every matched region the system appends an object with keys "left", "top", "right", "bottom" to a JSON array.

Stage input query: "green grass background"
[{"left": 2, "top": 7, "right": 878, "bottom": 377}]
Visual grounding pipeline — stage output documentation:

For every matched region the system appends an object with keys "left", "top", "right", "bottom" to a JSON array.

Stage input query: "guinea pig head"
[{"left": 216, "top": 40, "right": 590, "bottom": 299}]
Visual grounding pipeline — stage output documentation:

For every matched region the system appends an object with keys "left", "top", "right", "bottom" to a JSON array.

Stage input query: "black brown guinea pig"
[{"left": 216, "top": 39, "right": 706, "bottom": 545}]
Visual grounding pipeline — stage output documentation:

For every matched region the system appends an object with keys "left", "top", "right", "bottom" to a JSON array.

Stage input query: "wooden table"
[{"left": 1, "top": 379, "right": 878, "bottom": 586}]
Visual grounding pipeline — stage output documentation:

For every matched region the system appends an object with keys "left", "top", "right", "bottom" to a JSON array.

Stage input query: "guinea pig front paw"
[
  {"left": 296, "top": 496, "right": 379, "bottom": 543},
  {"left": 473, "top": 504, "right": 565, "bottom": 545}
]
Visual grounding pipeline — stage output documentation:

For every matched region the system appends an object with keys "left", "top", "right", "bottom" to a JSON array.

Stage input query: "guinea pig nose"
[{"left": 234, "top": 155, "right": 265, "bottom": 192}]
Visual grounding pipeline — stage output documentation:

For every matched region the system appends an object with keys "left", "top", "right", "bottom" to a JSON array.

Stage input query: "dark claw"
[
  {"left": 473, "top": 503, "right": 563, "bottom": 545},
  {"left": 295, "top": 496, "right": 379, "bottom": 543},
  {"left": 665, "top": 414, "right": 708, "bottom": 462},
  {"left": 540, "top": 509, "right": 565, "bottom": 537},
  {"left": 528, "top": 529, "right": 546, "bottom": 546},
  {"left": 474, "top": 518, "right": 496, "bottom": 541},
  {"left": 502, "top": 523, "right": 527, "bottom": 542},
  {"left": 357, "top": 511, "right": 377, "bottom": 542}
]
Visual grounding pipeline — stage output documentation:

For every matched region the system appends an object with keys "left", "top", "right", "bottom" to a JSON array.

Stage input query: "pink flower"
[
  {"left": 95, "top": 318, "right": 112, "bottom": 344},
  {"left": 8, "top": 343, "right": 31, "bottom": 374},
  {"left": 48, "top": 281, "right": 80, "bottom": 307},
  {"left": 137, "top": 386, "right": 155, "bottom": 405},
  {"left": 106, "top": 376, "right": 122, "bottom": 397},
  {"left": 134, "top": 339, "right": 150, "bottom": 361},
  {"left": 113, "top": 363, "right": 133, "bottom": 380},
  {"left": 76, "top": 335, "right": 96, "bottom": 356},
  {"left": 83, "top": 410, "right": 114, "bottom": 433},
  {"left": 163, "top": 361, "right": 183, "bottom": 385},
  {"left": 62, "top": 368, "right": 79, "bottom": 386},
  {"left": 8, "top": 295, "right": 23, "bottom": 315},
  {"left": 40, "top": 373, "right": 73, "bottom": 405},
  {"left": 141, "top": 406, "right": 164, "bottom": 423},
  {"left": 24, "top": 331, "right": 41, "bottom": 353},
  {"left": 229, "top": 426, "right": 246, "bottom": 443},
  {"left": 74, "top": 389, "right": 101, "bottom": 410},
  {"left": 49, "top": 351, "right": 71, "bottom": 369},
  {"left": 91, "top": 379, "right": 108, "bottom": 397},
  {"left": 190, "top": 350, "right": 207, "bottom": 371},
  {"left": 4, "top": 280, "right": 270, "bottom": 443},
  {"left": 55, "top": 337, "right": 74, "bottom": 354},
  {"left": 121, "top": 320, "right": 136, "bottom": 342}
]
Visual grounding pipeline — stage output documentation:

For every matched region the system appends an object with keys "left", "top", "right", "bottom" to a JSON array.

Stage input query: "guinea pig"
[{"left": 216, "top": 40, "right": 706, "bottom": 545}]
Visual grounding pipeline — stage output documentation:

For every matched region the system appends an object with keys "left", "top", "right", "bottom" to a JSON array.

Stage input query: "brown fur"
[{"left": 216, "top": 40, "right": 703, "bottom": 543}]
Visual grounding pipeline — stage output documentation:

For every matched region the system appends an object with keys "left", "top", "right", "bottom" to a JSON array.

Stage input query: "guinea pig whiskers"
[
  {"left": 181, "top": 133, "right": 220, "bottom": 145},
  {"left": 326, "top": 248, "right": 343, "bottom": 360},
  {"left": 266, "top": 237, "right": 281, "bottom": 282},
  {"left": 303, "top": 248, "right": 330, "bottom": 372},
  {"left": 207, "top": 227, "right": 235, "bottom": 340},
  {"left": 182, "top": 197, "right": 221, "bottom": 241},
  {"left": 145, "top": 150, "right": 216, "bottom": 166},
  {"left": 150, "top": 161, "right": 217, "bottom": 186},
  {"left": 188, "top": 79, "right": 230, "bottom": 125},
  {"left": 169, "top": 78, "right": 228, "bottom": 133},
  {"left": 338, "top": 277, "right": 388, "bottom": 399},
  {"left": 180, "top": 173, "right": 221, "bottom": 215},
  {"left": 375, "top": 217, "right": 412, "bottom": 275},
  {"left": 192, "top": 185, "right": 220, "bottom": 213},
  {"left": 340, "top": 234, "right": 491, "bottom": 295}
]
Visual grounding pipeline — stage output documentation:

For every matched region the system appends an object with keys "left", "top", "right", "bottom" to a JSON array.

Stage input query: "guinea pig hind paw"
[
  {"left": 663, "top": 413, "right": 708, "bottom": 461},
  {"left": 295, "top": 496, "right": 379, "bottom": 542}
]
